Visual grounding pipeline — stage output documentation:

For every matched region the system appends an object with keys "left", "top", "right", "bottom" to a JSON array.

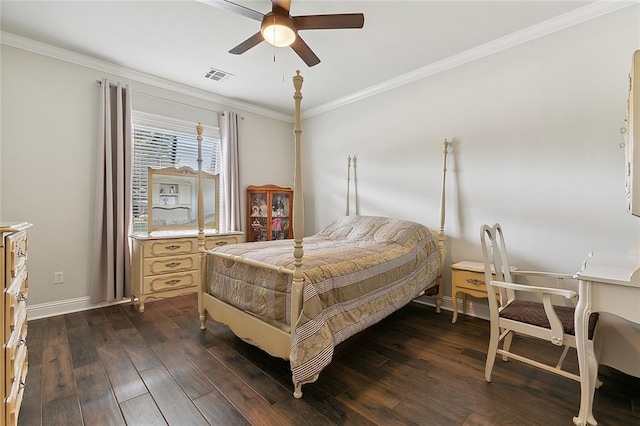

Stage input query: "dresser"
[
  {"left": 1, "top": 222, "right": 31, "bottom": 426},
  {"left": 131, "top": 232, "right": 243, "bottom": 312}
]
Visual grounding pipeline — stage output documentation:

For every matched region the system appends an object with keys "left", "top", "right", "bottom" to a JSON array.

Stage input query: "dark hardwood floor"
[{"left": 19, "top": 294, "right": 640, "bottom": 425}]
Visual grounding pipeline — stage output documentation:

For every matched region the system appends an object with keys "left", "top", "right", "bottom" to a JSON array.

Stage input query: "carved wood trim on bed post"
[
  {"left": 346, "top": 156, "right": 351, "bottom": 215},
  {"left": 436, "top": 139, "right": 449, "bottom": 313},
  {"left": 291, "top": 71, "right": 305, "bottom": 342},
  {"left": 196, "top": 122, "right": 207, "bottom": 329}
]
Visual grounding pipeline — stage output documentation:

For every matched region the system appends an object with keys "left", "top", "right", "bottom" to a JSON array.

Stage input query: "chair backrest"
[{"left": 480, "top": 223, "right": 515, "bottom": 308}]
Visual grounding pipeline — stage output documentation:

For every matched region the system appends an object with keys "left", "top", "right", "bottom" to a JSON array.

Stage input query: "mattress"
[{"left": 206, "top": 215, "right": 441, "bottom": 384}]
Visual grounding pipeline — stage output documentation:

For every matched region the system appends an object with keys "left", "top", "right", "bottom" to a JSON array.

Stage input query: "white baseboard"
[
  {"left": 415, "top": 295, "right": 490, "bottom": 322},
  {"left": 27, "top": 296, "right": 131, "bottom": 320},
  {"left": 27, "top": 294, "right": 490, "bottom": 322}
]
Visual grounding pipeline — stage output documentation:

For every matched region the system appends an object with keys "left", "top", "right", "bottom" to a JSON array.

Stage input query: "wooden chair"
[{"left": 480, "top": 223, "right": 598, "bottom": 383}]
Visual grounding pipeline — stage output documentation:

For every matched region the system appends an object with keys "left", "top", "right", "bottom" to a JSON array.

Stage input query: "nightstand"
[{"left": 451, "top": 261, "right": 515, "bottom": 323}]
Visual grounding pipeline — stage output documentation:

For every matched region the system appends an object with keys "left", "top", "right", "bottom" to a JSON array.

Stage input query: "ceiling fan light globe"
[{"left": 261, "top": 13, "right": 297, "bottom": 47}]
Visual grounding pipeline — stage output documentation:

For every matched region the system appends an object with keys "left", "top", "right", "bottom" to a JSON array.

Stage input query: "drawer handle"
[
  {"left": 19, "top": 381, "right": 26, "bottom": 389},
  {"left": 17, "top": 292, "right": 27, "bottom": 302},
  {"left": 17, "top": 249, "right": 27, "bottom": 258},
  {"left": 466, "top": 278, "right": 486, "bottom": 286},
  {"left": 165, "top": 279, "right": 181, "bottom": 286},
  {"left": 164, "top": 244, "right": 181, "bottom": 251},
  {"left": 215, "top": 241, "right": 228, "bottom": 246},
  {"left": 19, "top": 337, "right": 26, "bottom": 346},
  {"left": 165, "top": 262, "right": 182, "bottom": 268}
]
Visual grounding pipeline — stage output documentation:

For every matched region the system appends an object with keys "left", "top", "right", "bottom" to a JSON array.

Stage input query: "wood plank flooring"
[{"left": 19, "top": 294, "right": 640, "bottom": 425}]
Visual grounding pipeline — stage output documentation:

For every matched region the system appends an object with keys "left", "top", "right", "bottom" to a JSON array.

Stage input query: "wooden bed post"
[
  {"left": 291, "top": 71, "right": 305, "bottom": 339},
  {"left": 353, "top": 156, "right": 358, "bottom": 216},
  {"left": 291, "top": 71, "right": 320, "bottom": 398},
  {"left": 196, "top": 122, "right": 207, "bottom": 329},
  {"left": 436, "top": 139, "right": 449, "bottom": 313},
  {"left": 346, "top": 155, "right": 351, "bottom": 216}
]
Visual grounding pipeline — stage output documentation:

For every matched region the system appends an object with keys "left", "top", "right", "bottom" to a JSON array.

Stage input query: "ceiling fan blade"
[
  {"left": 272, "top": 0, "right": 291, "bottom": 14},
  {"left": 293, "top": 14, "right": 365, "bottom": 30},
  {"left": 195, "top": 0, "right": 264, "bottom": 21},
  {"left": 290, "top": 36, "right": 320, "bottom": 67},
  {"left": 229, "top": 32, "right": 264, "bottom": 54}
]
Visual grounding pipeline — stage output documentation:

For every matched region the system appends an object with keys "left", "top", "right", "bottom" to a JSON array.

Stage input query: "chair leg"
[
  {"left": 556, "top": 345, "right": 571, "bottom": 370},
  {"left": 485, "top": 323, "right": 501, "bottom": 382},
  {"left": 502, "top": 330, "right": 513, "bottom": 362}
]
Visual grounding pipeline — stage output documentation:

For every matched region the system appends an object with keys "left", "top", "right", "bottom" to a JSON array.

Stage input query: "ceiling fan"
[{"left": 199, "top": 0, "right": 365, "bottom": 67}]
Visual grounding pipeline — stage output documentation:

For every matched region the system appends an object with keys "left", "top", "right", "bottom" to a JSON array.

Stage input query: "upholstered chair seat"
[{"left": 500, "top": 300, "right": 598, "bottom": 339}]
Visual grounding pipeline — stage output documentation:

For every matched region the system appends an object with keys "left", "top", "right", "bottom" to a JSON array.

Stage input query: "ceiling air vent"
[{"left": 204, "top": 67, "right": 233, "bottom": 82}]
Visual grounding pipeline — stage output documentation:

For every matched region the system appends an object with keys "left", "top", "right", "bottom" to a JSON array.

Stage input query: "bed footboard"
[
  {"left": 200, "top": 291, "right": 293, "bottom": 359},
  {"left": 209, "top": 251, "right": 295, "bottom": 276},
  {"left": 202, "top": 250, "right": 303, "bottom": 328}
]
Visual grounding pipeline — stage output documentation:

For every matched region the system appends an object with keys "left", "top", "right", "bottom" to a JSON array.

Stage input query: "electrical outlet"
[{"left": 54, "top": 271, "right": 64, "bottom": 284}]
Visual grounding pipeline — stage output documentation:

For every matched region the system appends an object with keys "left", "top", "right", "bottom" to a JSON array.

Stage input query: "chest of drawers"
[
  {"left": 1, "top": 222, "right": 31, "bottom": 426},
  {"left": 131, "top": 232, "right": 243, "bottom": 312}
]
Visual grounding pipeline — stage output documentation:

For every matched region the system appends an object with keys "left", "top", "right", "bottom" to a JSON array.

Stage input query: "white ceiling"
[{"left": 1, "top": 0, "right": 622, "bottom": 118}]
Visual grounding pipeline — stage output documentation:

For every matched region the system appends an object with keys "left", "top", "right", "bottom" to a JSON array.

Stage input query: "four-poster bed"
[{"left": 195, "top": 71, "right": 449, "bottom": 397}]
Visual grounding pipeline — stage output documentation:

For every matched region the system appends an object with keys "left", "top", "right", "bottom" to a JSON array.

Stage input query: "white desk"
[{"left": 573, "top": 252, "right": 640, "bottom": 426}]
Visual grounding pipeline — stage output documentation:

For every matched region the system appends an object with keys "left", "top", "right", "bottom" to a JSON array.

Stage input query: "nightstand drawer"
[
  {"left": 143, "top": 254, "right": 197, "bottom": 275},
  {"left": 453, "top": 269, "right": 495, "bottom": 293}
]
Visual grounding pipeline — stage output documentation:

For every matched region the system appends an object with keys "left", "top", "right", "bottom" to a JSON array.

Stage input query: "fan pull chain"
[
  {"left": 282, "top": 48, "right": 287, "bottom": 83},
  {"left": 272, "top": 17, "right": 277, "bottom": 63}
]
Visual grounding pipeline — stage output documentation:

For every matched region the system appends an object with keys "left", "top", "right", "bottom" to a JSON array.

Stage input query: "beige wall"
[
  {"left": 302, "top": 6, "right": 640, "bottom": 307},
  {"left": 2, "top": 5, "right": 639, "bottom": 317},
  {"left": 0, "top": 46, "right": 294, "bottom": 310}
]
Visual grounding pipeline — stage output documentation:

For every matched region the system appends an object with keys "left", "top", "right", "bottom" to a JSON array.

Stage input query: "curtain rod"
[{"left": 96, "top": 79, "right": 244, "bottom": 119}]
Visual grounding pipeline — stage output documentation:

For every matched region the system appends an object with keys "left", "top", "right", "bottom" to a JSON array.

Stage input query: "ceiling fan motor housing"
[{"left": 261, "top": 12, "right": 297, "bottom": 47}]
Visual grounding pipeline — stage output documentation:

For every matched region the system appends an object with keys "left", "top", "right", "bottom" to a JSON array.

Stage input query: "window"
[{"left": 132, "top": 112, "right": 221, "bottom": 234}]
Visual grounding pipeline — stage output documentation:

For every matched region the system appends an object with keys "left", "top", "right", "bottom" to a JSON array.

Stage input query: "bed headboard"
[{"left": 344, "top": 140, "right": 449, "bottom": 267}]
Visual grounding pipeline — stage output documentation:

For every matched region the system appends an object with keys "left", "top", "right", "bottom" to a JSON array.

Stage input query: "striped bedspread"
[{"left": 206, "top": 215, "right": 441, "bottom": 385}]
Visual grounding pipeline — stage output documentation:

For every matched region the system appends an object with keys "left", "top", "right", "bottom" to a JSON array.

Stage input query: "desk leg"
[{"left": 573, "top": 280, "right": 598, "bottom": 426}]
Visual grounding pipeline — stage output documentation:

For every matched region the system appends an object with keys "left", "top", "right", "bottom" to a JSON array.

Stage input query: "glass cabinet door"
[
  {"left": 248, "top": 190, "right": 268, "bottom": 242},
  {"left": 270, "top": 192, "right": 290, "bottom": 240}
]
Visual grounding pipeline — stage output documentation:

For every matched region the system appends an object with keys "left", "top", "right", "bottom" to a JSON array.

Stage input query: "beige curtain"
[
  {"left": 220, "top": 111, "right": 241, "bottom": 232},
  {"left": 91, "top": 79, "right": 132, "bottom": 303}
]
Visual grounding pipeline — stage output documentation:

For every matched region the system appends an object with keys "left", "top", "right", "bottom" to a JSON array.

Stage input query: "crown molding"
[
  {"left": 2, "top": 0, "right": 634, "bottom": 122},
  {"left": 0, "top": 31, "right": 294, "bottom": 123},
  {"left": 302, "top": 0, "right": 638, "bottom": 119}
]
